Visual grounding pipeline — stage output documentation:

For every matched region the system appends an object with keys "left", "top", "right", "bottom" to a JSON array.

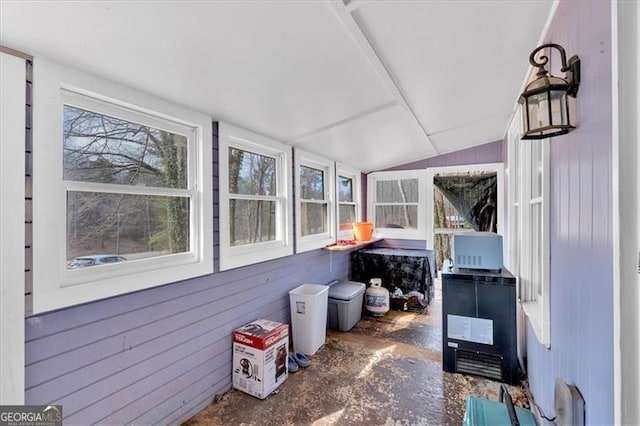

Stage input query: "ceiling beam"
[{"left": 328, "top": 0, "right": 439, "bottom": 155}]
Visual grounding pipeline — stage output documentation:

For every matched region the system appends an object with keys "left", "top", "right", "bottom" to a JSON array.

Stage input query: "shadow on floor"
[{"left": 184, "top": 283, "right": 527, "bottom": 425}]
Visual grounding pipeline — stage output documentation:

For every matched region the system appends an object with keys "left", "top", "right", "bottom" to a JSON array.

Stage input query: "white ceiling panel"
[
  {"left": 351, "top": 0, "right": 554, "bottom": 153},
  {"left": 428, "top": 112, "right": 514, "bottom": 155},
  {"left": 293, "top": 103, "right": 438, "bottom": 172},
  {"left": 0, "top": 1, "right": 393, "bottom": 141},
  {"left": 0, "top": 1, "right": 554, "bottom": 171}
]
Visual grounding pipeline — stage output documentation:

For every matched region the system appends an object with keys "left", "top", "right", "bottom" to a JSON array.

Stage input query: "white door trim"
[
  {"left": 0, "top": 51, "right": 26, "bottom": 404},
  {"left": 612, "top": 1, "right": 640, "bottom": 423}
]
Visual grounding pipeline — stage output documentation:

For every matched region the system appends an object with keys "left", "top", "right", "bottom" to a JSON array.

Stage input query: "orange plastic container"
[{"left": 353, "top": 222, "right": 374, "bottom": 241}]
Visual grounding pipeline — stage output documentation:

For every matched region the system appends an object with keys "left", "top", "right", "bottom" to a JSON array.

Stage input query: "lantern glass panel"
[
  {"left": 549, "top": 90, "right": 569, "bottom": 126},
  {"left": 527, "top": 92, "right": 550, "bottom": 130}
]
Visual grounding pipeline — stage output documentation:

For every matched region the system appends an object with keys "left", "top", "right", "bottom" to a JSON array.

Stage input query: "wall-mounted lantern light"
[{"left": 519, "top": 43, "right": 580, "bottom": 140}]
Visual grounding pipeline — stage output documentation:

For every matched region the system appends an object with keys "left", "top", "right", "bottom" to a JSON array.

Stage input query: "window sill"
[
  {"left": 324, "top": 238, "right": 383, "bottom": 251},
  {"left": 521, "top": 299, "right": 550, "bottom": 349}
]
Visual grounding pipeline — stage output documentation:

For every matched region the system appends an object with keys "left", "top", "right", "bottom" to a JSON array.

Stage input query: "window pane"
[
  {"left": 339, "top": 204, "right": 356, "bottom": 231},
  {"left": 550, "top": 91, "right": 569, "bottom": 126},
  {"left": 527, "top": 93, "right": 550, "bottom": 129},
  {"left": 338, "top": 176, "right": 353, "bottom": 202},
  {"left": 300, "top": 166, "right": 324, "bottom": 200},
  {"left": 531, "top": 141, "right": 543, "bottom": 199},
  {"left": 229, "top": 199, "right": 276, "bottom": 246},
  {"left": 513, "top": 205, "right": 519, "bottom": 270},
  {"left": 63, "top": 105, "right": 188, "bottom": 188},
  {"left": 375, "top": 205, "right": 418, "bottom": 229},
  {"left": 513, "top": 137, "right": 520, "bottom": 201},
  {"left": 229, "top": 148, "right": 276, "bottom": 196},
  {"left": 67, "top": 192, "right": 189, "bottom": 267},
  {"left": 301, "top": 202, "right": 327, "bottom": 236},
  {"left": 531, "top": 202, "right": 542, "bottom": 296},
  {"left": 376, "top": 179, "right": 418, "bottom": 202}
]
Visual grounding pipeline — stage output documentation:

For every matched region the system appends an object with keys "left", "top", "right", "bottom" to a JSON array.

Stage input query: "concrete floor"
[{"left": 184, "top": 283, "right": 528, "bottom": 425}]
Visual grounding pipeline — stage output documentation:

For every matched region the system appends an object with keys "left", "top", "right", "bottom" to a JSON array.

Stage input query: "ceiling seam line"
[
  {"left": 287, "top": 101, "right": 397, "bottom": 143},
  {"left": 328, "top": 0, "right": 440, "bottom": 155}
]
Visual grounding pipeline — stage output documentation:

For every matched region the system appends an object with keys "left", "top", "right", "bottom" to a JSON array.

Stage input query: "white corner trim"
[
  {"left": 612, "top": 1, "right": 640, "bottom": 424},
  {"left": 0, "top": 52, "right": 26, "bottom": 404}
]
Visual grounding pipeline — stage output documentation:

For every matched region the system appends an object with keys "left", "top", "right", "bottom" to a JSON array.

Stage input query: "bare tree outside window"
[
  {"left": 63, "top": 104, "right": 191, "bottom": 266},
  {"left": 432, "top": 171, "right": 497, "bottom": 269},
  {"left": 338, "top": 175, "right": 355, "bottom": 231},
  {"left": 300, "top": 165, "right": 327, "bottom": 236},
  {"left": 228, "top": 147, "right": 277, "bottom": 245},
  {"left": 374, "top": 178, "right": 418, "bottom": 229}
]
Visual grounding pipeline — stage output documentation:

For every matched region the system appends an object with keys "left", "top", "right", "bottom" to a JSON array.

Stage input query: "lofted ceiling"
[{"left": 0, "top": 0, "right": 553, "bottom": 172}]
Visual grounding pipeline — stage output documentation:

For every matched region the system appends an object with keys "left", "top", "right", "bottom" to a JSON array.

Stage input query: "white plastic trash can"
[{"left": 289, "top": 284, "right": 329, "bottom": 355}]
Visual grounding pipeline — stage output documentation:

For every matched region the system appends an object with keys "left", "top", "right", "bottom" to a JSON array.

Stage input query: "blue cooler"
[{"left": 326, "top": 281, "right": 365, "bottom": 331}]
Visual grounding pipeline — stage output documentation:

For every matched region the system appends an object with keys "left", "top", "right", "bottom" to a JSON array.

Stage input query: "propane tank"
[{"left": 365, "top": 278, "right": 390, "bottom": 316}]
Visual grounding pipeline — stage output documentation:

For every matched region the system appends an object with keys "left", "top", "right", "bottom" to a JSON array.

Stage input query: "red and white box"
[{"left": 232, "top": 319, "right": 289, "bottom": 399}]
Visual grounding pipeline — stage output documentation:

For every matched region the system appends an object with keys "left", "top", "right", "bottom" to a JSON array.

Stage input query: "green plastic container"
[{"left": 462, "top": 396, "right": 538, "bottom": 426}]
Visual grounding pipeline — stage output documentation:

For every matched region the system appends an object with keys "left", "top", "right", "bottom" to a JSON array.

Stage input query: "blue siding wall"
[
  {"left": 525, "top": 1, "right": 614, "bottom": 424},
  {"left": 25, "top": 249, "right": 351, "bottom": 424}
]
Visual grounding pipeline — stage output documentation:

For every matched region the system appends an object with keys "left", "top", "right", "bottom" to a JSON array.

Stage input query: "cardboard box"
[{"left": 232, "top": 319, "right": 289, "bottom": 399}]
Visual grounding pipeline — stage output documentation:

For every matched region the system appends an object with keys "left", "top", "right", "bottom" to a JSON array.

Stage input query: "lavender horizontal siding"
[
  {"left": 382, "top": 139, "right": 503, "bottom": 171},
  {"left": 374, "top": 239, "right": 426, "bottom": 250},
  {"left": 25, "top": 248, "right": 350, "bottom": 424},
  {"left": 526, "top": 1, "right": 614, "bottom": 425}
]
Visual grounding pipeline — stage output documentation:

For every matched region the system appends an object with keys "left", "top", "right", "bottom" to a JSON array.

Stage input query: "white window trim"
[
  {"left": 336, "top": 163, "right": 362, "bottom": 240},
  {"left": 32, "top": 57, "right": 213, "bottom": 314},
  {"left": 295, "top": 149, "right": 336, "bottom": 252},
  {"left": 507, "top": 112, "right": 521, "bottom": 276},
  {"left": 218, "top": 123, "right": 293, "bottom": 270},
  {"left": 507, "top": 112, "right": 550, "bottom": 348},
  {"left": 367, "top": 170, "right": 427, "bottom": 240}
]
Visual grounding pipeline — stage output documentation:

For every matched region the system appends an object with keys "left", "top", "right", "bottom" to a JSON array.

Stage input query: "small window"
[
  {"left": 32, "top": 58, "right": 213, "bottom": 313},
  {"left": 336, "top": 164, "right": 361, "bottom": 239},
  {"left": 219, "top": 123, "right": 293, "bottom": 270},
  {"left": 300, "top": 165, "right": 328, "bottom": 236},
  {"left": 295, "top": 150, "right": 335, "bottom": 252},
  {"left": 367, "top": 170, "right": 427, "bottom": 239}
]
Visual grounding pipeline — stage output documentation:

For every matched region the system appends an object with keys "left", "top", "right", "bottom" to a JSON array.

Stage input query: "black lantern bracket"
[{"left": 529, "top": 43, "right": 581, "bottom": 97}]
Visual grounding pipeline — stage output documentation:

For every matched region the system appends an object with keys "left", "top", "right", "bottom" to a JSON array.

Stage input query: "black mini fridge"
[{"left": 442, "top": 267, "right": 519, "bottom": 385}]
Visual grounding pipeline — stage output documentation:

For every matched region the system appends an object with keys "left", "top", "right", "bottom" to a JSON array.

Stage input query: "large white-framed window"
[
  {"left": 295, "top": 149, "right": 336, "bottom": 252},
  {"left": 32, "top": 58, "right": 213, "bottom": 314},
  {"left": 219, "top": 123, "right": 293, "bottom": 270},
  {"left": 508, "top": 111, "right": 550, "bottom": 347},
  {"left": 336, "top": 164, "right": 362, "bottom": 240},
  {"left": 367, "top": 170, "right": 427, "bottom": 240}
]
